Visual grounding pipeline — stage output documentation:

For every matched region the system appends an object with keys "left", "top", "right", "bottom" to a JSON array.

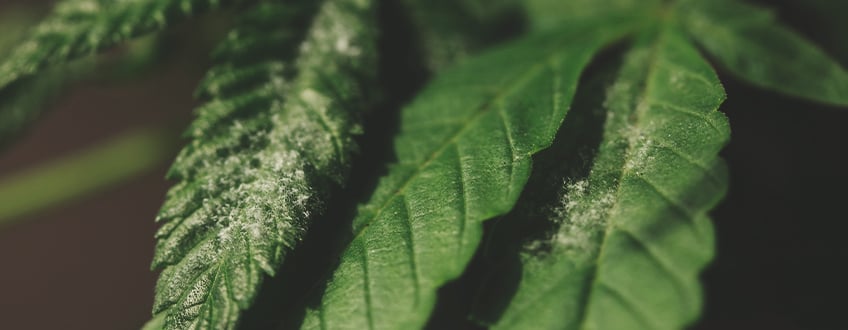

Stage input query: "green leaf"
[
  {"left": 681, "top": 0, "right": 848, "bottom": 106},
  {"left": 150, "top": 1, "right": 376, "bottom": 329},
  {"left": 474, "top": 28, "right": 730, "bottom": 330},
  {"left": 300, "top": 19, "right": 639, "bottom": 330},
  {"left": 0, "top": 0, "right": 230, "bottom": 143}
]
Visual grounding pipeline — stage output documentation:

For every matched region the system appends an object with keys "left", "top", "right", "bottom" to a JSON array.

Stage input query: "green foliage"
[
  {"left": 299, "top": 18, "right": 639, "bottom": 330},
  {"left": 0, "top": 0, "right": 229, "bottom": 144},
  {"left": 0, "top": 0, "right": 846, "bottom": 329},
  {"left": 151, "top": 0, "right": 376, "bottom": 329},
  {"left": 0, "top": 0, "right": 228, "bottom": 89},
  {"left": 473, "top": 28, "right": 729, "bottom": 330},
  {"left": 681, "top": 0, "right": 848, "bottom": 106}
]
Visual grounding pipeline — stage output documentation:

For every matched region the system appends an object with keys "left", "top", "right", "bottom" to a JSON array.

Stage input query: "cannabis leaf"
[
  {"left": 0, "top": 0, "right": 229, "bottom": 143},
  {"left": 2, "top": 0, "right": 847, "bottom": 329},
  {"left": 298, "top": 1, "right": 848, "bottom": 329},
  {"left": 300, "top": 19, "right": 639, "bottom": 330},
  {"left": 681, "top": 0, "right": 848, "bottom": 106},
  {"left": 473, "top": 27, "right": 730, "bottom": 330},
  {"left": 150, "top": 0, "right": 376, "bottom": 329}
]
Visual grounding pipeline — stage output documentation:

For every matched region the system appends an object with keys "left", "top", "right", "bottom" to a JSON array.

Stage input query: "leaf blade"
[
  {"left": 151, "top": 1, "right": 377, "bottom": 329},
  {"left": 681, "top": 0, "right": 848, "bottom": 106},
  {"left": 302, "top": 20, "right": 639, "bottom": 330}
]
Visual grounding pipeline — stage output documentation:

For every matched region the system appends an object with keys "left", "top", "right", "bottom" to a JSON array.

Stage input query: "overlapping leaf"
[
  {"left": 150, "top": 0, "right": 376, "bottom": 329},
  {"left": 473, "top": 28, "right": 730, "bottom": 330},
  {"left": 2, "top": 0, "right": 846, "bottom": 329},
  {"left": 300, "top": 19, "right": 640, "bottom": 330}
]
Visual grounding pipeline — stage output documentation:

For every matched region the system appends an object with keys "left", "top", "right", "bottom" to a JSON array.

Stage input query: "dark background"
[{"left": 0, "top": 0, "right": 846, "bottom": 329}]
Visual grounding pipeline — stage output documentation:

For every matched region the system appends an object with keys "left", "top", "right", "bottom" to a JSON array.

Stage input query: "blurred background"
[{"left": 0, "top": 0, "right": 845, "bottom": 329}]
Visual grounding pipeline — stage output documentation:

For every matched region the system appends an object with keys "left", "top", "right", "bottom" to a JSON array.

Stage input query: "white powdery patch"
[
  {"left": 209, "top": 146, "right": 313, "bottom": 273},
  {"left": 546, "top": 179, "right": 616, "bottom": 258},
  {"left": 623, "top": 126, "right": 655, "bottom": 174},
  {"left": 269, "top": 88, "right": 343, "bottom": 172},
  {"left": 298, "top": 0, "right": 365, "bottom": 61}
]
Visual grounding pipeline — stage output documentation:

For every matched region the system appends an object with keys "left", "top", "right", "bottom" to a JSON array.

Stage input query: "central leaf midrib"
[
  {"left": 575, "top": 29, "right": 669, "bottom": 330},
  {"left": 349, "top": 42, "right": 573, "bottom": 243},
  {"left": 337, "top": 36, "right": 583, "bottom": 330}
]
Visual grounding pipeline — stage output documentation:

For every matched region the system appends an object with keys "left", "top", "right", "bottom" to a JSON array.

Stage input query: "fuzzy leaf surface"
[
  {"left": 475, "top": 28, "right": 730, "bottom": 330},
  {"left": 300, "top": 20, "right": 637, "bottom": 330},
  {"left": 681, "top": 0, "right": 848, "bottom": 106},
  {"left": 151, "top": 1, "right": 376, "bottom": 329}
]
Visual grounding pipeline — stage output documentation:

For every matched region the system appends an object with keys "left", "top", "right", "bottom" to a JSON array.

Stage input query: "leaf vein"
[{"left": 399, "top": 194, "right": 422, "bottom": 305}]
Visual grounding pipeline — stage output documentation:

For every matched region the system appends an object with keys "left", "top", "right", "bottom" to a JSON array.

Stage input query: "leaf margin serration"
[
  {"left": 300, "top": 17, "right": 643, "bottom": 330},
  {"left": 150, "top": 0, "right": 377, "bottom": 329}
]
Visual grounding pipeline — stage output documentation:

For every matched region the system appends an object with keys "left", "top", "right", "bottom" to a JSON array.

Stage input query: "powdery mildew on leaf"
[
  {"left": 547, "top": 179, "right": 614, "bottom": 258},
  {"left": 480, "top": 28, "right": 730, "bottom": 330},
  {"left": 150, "top": 1, "right": 376, "bottom": 329},
  {"left": 300, "top": 19, "right": 638, "bottom": 330}
]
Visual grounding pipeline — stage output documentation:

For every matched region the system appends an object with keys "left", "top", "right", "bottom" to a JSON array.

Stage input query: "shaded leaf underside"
[
  {"left": 301, "top": 19, "right": 639, "bottom": 330},
  {"left": 151, "top": 0, "right": 376, "bottom": 329},
  {"left": 478, "top": 28, "right": 730, "bottom": 330}
]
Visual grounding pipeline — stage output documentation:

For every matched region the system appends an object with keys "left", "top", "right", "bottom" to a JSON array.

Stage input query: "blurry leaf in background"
[
  {"left": 0, "top": 6, "right": 42, "bottom": 54},
  {"left": 0, "top": 0, "right": 232, "bottom": 148},
  {"left": 681, "top": 0, "right": 848, "bottom": 106},
  {"left": 0, "top": 127, "right": 177, "bottom": 227},
  {"left": 0, "top": 4, "right": 86, "bottom": 149},
  {"left": 0, "top": 1, "right": 237, "bottom": 226}
]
